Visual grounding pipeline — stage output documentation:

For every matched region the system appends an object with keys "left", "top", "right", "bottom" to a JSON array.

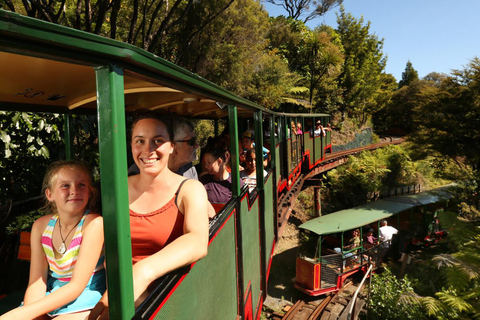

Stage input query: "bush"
[{"left": 368, "top": 268, "right": 425, "bottom": 320}]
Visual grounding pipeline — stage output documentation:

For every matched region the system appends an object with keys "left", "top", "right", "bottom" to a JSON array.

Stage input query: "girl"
[
  {"left": 1, "top": 160, "right": 105, "bottom": 320},
  {"left": 240, "top": 148, "right": 267, "bottom": 192}
]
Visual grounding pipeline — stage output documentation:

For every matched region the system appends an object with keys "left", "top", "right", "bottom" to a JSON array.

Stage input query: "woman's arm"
[
  {"left": 131, "top": 179, "right": 209, "bottom": 304},
  {"left": 2, "top": 214, "right": 105, "bottom": 319},
  {"left": 89, "top": 180, "right": 209, "bottom": 320}
]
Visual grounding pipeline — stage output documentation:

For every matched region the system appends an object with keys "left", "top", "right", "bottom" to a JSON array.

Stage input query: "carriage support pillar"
[{"left": 314, "top": 186, "right": 322, "bottom": 217}]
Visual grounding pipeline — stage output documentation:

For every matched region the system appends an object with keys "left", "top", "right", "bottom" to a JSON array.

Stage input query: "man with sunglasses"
[
  {"left": 128, "top": 116, "right": 199, "bottom": 179},
  {"left": 169, "top": 117, "right": 199, "bottom": 179}
]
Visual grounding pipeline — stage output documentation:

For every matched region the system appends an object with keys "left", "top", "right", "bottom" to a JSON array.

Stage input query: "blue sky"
[{"left": 262, "top": 0, "right": 480, "bottom": 81}]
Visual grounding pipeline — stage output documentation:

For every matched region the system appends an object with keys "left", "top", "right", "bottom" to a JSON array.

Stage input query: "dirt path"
[{"left": 264, "top": 193, "right": 314, "bottom": 315}]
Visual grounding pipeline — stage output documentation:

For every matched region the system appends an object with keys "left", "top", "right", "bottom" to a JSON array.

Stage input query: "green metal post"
[
  {"left": 64, "top": 114, "right": 73, "bottom": 160},
  {"left": 269, "top": 115, "right": 276, "bottom": 166},
  {"left": 228, "top": 106, "right": 240, "bottom": 197},
  {"left": 254, "top": 110, "right": 264, "bottom": 191},
  {"left": 95, "top": 65, "right": 135, "bottom": 320}
]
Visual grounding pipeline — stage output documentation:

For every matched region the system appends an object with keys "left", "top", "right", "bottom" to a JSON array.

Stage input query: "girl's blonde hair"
[{"left": 42, "top": 160, "right": 99, "bottom": 214}]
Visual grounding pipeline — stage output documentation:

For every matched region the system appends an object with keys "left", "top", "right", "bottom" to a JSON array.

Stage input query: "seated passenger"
[
  {"left": 240, "top": 130, "right": 270, "bottom": 167},
  {"left": 240, "top": 149, "right": 267, "bottom": 192},
  {"left": 345, "top": 229, "right": 361, "bottom": 253},
  {"left": 89, "top": 113, "right": 209, "bottom": 318},
  {"left": 365, "top": 228, "right": 377, "bottom": 246},
  {"left": 1, "top": 160, "right": 105, "bottom": 320},
  {"left": 334, "top": 229, "right": 361, "bottom": 268},
  {"left": 200, "top": 146, "right": 244, "bottom": 204},
  {"left": 296, "top": 122, "right": 303, "bottom": 135},
  {"left": 128, "top": 116, "right": 199, "bottom": 179}
]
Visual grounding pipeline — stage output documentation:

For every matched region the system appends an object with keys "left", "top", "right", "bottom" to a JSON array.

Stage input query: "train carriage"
[
  {"left": 0, "top": 10, "right": 331, "bottom": 319},
  {"left": 295, "top": 186, "right": 453, "bottom": 296}
]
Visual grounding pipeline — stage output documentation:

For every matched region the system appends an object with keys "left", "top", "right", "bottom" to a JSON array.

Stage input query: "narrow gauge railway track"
[{"left": 272, "top": 281, "right": 367, "bottom": 320}]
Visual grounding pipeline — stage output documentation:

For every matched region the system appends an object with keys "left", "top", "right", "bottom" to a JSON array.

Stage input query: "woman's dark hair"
[
  {"left": 130, "top": 111, "right": 174, "bottom": 142},
  {"left": 203, "top": 145, "right": 227, "bottom": 162}
]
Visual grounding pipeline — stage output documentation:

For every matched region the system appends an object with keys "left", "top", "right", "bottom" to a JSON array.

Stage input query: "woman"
[
  {"left": 200, "top": 145, "right": 243, "bottom": 204},
  {"left": 89, "top": 113, "right": 209, "bottom": 319}
]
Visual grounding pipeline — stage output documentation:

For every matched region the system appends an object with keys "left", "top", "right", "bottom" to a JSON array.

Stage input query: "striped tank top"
[{"left": 41, "top": 210, "right": 104, "bottom": 282}]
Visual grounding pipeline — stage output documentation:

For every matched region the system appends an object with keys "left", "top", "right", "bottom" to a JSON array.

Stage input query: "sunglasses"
[{"left": 176, "top": 137, "right": 197, "bottom": 146}]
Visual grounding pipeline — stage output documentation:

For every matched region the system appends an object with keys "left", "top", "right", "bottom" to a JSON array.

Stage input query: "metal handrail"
[{"left": 347, "top": 264, "right": 373, "bottom": 320}]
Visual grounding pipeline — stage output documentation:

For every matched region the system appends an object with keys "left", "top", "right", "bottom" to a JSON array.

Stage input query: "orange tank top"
[{"left": 130, "top": 180, "right": 187, "bottom": 264}]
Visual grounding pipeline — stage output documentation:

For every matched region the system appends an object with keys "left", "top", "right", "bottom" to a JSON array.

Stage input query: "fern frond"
[
  {"left": 398, "top": 291, "right": 422, "bottom": 306},
  {"left": 438, "top": 211, "right": 479, "bottom": 248},
  {"left": 443, "top": 266, "right": 471, "bottom": 291},
  {"left": 437, "top": 290, "right": 474, "bottom": 313},
  {"left": 433, "top": 254, "right": 458, "bottom": 268},
  {"left": 419, "top": 296, "right": 446, "bottom": 317}
]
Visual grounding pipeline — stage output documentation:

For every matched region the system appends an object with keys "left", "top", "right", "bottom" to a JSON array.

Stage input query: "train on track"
[
  {"left": 0, "top": 10, "right": 339, "bottom": 320},
  {"left": 295, "top": 185, "right": 453, "bottom": 297}
]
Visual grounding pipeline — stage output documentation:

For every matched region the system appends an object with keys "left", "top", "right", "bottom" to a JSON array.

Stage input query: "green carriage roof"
[{"left": 299, "top": 185, "right": 454, "bottom": 236}]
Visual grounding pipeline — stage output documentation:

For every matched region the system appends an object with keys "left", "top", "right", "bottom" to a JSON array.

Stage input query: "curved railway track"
[{"left": 272, "top": 280, "right": 367, "bottom": 320}]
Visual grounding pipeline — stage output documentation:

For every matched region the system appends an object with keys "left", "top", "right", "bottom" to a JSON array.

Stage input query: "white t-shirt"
[
  {"left": 240, "top": 170, "right": 267, "bottom": 192},
  {"left": 379, "top": 225, "right": 398, "bottom": 243}
]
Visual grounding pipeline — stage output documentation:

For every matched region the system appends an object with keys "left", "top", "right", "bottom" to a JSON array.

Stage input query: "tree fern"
[{"left": 436, "top": 289, "right": 474, "bottom": 314}]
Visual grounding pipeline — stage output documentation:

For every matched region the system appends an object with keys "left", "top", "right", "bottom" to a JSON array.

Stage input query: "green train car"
[{"left": 0, "top": 10, "right": 331, "bottom": 319}]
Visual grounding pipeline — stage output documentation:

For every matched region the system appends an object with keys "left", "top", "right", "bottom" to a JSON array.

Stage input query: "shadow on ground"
[{"left": 266, "top": 246, "right": 305, "bottom": 302}]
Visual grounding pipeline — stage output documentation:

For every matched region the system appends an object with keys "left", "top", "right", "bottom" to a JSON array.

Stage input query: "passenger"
[
  {"left": 346, "top": 229, "right": 361, "bottom": 253},
  {"left": 0, "top": 160, "right": 105, "bottom": 320},
  {"left": 128, "top": 116, "right": 199, "bottom": 179},
  {"left": 379, "top": 220, "right": 398, "bottom": 247},
  {"left": 240, "top": 149, "right": 267, "bottom": 192},
  {"left": 89, "top": 113, "right": 209, "bottom": 319},
  {"left": 313, "top": 121, "right": 324, "bottom": 136},
  {"left": 333, "top": 229, "right": 361, "bottom": 269},
  {"left": 240, "top": 130, "right": 270, "bottom": 167},
  {"left": 365, "top": 228, "right": 377, "bottom": 246},
  {"left": 296, "top": 122, "right": 303, "bottom": 135},
  {"left": 200, "top": 146, "right": 244, "bottom": 204}
]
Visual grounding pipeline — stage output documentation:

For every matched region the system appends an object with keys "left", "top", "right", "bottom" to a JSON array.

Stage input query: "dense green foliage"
[
  {"left": 0, "top": 112, "right": 99, "bottom": 203},
  {"left": 324, "top": 145, "right": 423, "bottom": 211},
  {"left": 368, "top": 268, "right": 425, "bottom": 320},
  {"left": 0, "top": 112, "right": 63, "bottom": 201}
]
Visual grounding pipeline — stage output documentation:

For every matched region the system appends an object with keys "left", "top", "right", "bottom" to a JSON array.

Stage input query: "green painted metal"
[
  {"left": 254, "top": 110, "right": 264, "bottom": 190},
  {"left": 228, "top": 106, "right": 240, "bottom": 197},
  {"left": 0, "top": 10, "right": 264, "bottom": 113},
  {"left": 263, "top": 177, "right": 275, "bottom": 274},
  {"left": 63, "top": 114, "right": 73, "bottom": 160},
  {"left": 154, "top": 212, "right": 238, "bottom": 319},
  {"left": 95, "top": 65, "right": 135, "bottom": 319},
  {"left": 303, "top": 132, "right": 313, "bottom": 167},
  {"left": 239, "top": 197, "right": 262, "bottom": 315},
  {"left": 269, "top": 116, "right": 276, "bottom": 166}
]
